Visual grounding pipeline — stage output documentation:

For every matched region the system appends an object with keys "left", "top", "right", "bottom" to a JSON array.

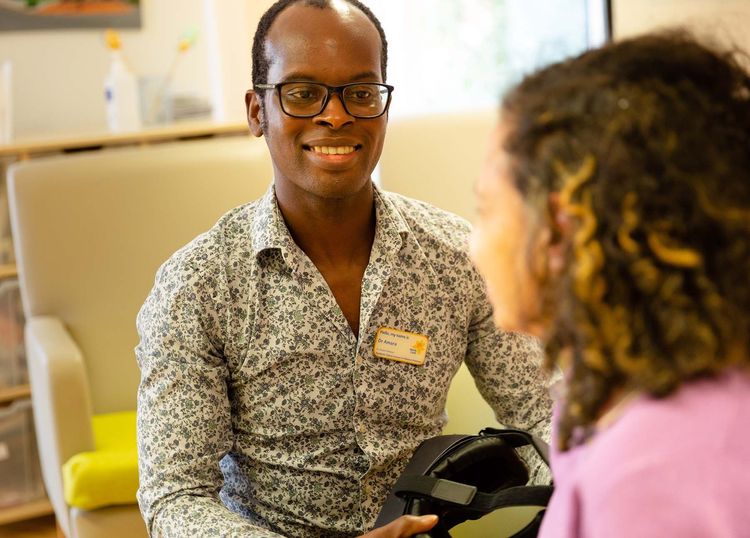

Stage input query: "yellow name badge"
[{"left": 373, "top": 327, "right": 429, "bottom": 366}]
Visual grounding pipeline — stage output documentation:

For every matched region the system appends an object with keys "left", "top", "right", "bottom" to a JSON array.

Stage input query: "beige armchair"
[{"left": 8, "top": 136, "right": 272, "bottom": 538}]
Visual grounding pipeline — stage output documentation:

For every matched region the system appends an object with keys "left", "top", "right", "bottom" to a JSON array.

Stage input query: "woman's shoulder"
[
  {"left": 562, "top": 370, "right": 750, "bottom": 536},
  {"left": 579, "top": 368, "right": 750, "bottom": 485}
]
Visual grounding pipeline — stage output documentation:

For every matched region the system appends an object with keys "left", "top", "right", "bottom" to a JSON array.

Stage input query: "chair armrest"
[{"left": 25, "top": 315, "right": 95, "bottom": 534}]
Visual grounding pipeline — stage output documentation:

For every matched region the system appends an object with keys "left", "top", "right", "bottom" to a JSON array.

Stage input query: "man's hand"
[{"left": 358, "top": 515, "right": 439, "bottom": 538}]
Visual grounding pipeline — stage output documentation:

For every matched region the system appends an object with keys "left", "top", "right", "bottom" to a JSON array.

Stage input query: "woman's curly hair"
[{"left": 501, "top": 30, "right": 750, "bottom": 450}]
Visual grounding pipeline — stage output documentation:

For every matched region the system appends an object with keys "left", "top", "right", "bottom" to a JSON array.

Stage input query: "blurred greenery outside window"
[{"left": 372, "top": 0, "right": 609, "bottom": 118}]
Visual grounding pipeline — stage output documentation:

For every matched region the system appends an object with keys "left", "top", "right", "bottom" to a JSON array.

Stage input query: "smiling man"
[{"left": 135, "top": 1, "right": 552, "bottom": 537}]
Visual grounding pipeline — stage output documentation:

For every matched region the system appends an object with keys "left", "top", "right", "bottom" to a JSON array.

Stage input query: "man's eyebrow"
[
  {"left": 279, "top": 71, "right": 382, "bottom": 83},
  {"left": 280, "top": 72, "right": 317, "bottom": 82},
  {"left": 348, "top": 71, "right": 380, "bottom": 82}
]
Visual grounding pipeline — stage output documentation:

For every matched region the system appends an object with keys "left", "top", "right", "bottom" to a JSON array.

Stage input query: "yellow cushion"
[{"left": 62, "top": 411, "right": 138, "bottom": 510}]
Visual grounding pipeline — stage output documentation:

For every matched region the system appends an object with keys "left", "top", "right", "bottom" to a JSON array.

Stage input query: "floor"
[{"left": 0, "top": 515, "right": 57, "bottom": 538}]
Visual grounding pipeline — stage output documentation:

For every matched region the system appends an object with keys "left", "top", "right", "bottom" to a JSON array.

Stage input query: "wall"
[
  {"left": 613, "top": 0, "right": 750, "bottom": 52},
  {"left": 0, "top": 0, "right": 274, "bottom": 140},
  {"left": 4, "top": 1, "right": 750, "bottom": 140},
  {"left": 206, "top": 0, "right": 274, "bottom": 126}
]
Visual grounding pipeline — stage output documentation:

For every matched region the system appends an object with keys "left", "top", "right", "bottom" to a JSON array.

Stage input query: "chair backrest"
[
  {"left": 379, "top": 109, "right": 499, "bottom": 433},
  {"left": 379, "top": 109, "right": 497, "bottom": 221},
  {"left": 9, "top": 136, "right": 273, "bottom": 414}
]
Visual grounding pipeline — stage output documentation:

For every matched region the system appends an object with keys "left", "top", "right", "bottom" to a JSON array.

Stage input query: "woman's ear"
[
  {"left": 547, "top": 192, "right": 571, "bottom": 275},
  {"left": 245, "top": 90, "right": 264, "bottom": 137}
]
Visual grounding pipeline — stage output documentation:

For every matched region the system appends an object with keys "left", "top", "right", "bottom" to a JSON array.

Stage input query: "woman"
[{"left": 470, "top": 31, "right": 750, "bottom": 536}]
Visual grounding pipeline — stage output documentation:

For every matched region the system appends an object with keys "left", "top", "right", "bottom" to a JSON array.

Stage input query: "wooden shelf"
[
  {"left": 0, "top": 384, "right": 30, "bottom": 404},
  {"left": 0, "top": 120, "right": 249, "bottom": 160},
  {"left": 0, "top": 498, "right": 54, "bottom": 526}
]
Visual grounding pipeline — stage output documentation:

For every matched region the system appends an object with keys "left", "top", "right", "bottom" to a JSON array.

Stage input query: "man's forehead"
[
  {"left": 264, "top": 2, "right": 380, "bottom": 63},
  {"left": 328, "top": 0, "right": 359, "bottom": 20}
]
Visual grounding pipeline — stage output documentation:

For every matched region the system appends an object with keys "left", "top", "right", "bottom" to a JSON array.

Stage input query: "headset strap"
[
  {"left": 394, "top": 474, "right": 553, "bottom": 512},
  {"left": 469, "top": 485, "right": 553, "bottom": 512},
  {"left": 478, "top": 427, "right": 551, "bottom": 468}
]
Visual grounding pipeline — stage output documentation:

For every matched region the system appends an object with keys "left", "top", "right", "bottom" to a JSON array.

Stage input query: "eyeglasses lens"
[{"left": 279, "top": 83, "right": 388, "bottom": 118}]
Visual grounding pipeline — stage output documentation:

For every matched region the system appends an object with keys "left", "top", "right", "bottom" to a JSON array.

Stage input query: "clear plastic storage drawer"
[
  {"left": 0, "top": 277, "right": 26, "bottom": 389},
  {"left": 0, "top": 398, "right": 45, "bottom": 507}
]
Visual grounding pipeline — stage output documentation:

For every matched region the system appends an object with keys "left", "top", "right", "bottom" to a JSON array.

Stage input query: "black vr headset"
[{"left": 375, "top": 428, "right": 553, "bottom": 538}]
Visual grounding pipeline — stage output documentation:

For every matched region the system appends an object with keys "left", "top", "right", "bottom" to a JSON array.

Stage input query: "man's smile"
[
  {"left": 308, "top": 145, "right": 359, "bottom": 155},
  {"left": 301, "top": 141, "right": 363, "bottom": 166}
]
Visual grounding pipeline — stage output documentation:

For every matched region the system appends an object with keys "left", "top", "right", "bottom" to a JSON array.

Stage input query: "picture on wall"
[{"left": 0, "top": 0, "right": 141, "bottom": 32}]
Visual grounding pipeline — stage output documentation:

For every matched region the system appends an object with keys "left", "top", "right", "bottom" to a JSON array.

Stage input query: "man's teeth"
[{"left": 311, "top": 146, "right": 356, "bottom": 155}]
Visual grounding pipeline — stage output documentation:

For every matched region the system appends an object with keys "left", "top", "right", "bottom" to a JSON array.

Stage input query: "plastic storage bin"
[
  {"left": 0, "top": 277, "right": 26, "bottom": 389},
  {"left": 0, "top": 398, "right": 45, "bottom": 507},
  {"left": 0, "top": 168, "right": 16, "bottom": 265}
]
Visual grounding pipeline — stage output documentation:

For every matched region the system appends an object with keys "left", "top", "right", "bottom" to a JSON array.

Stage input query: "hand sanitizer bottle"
[{"left": 104, "top": 34, "right": 141, "bottom": 132}]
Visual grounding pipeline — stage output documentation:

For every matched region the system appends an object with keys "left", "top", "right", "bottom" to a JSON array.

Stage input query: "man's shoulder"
[
  {"left": 160, "top": 199, "right": 261, "bottom": 278},
  {"left": 214, "top": 198, "right": 263, "bottom": 245},
  {"left": 380, "top": 189, "right": 471, "bottom": 250}
]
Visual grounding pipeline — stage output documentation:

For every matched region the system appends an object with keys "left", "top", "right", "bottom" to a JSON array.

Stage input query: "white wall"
[
  {"left": 4, "top": 0, "right": 750, "bottom": 140},
  {"left": 613, "top": 0, "right": 750, "bottom": 52},
  {"left": 0, "top": 0, "right": 273, "bottom": 139},
  {"left": 205, "top": 0, "right": 275, "bottom": 124}
]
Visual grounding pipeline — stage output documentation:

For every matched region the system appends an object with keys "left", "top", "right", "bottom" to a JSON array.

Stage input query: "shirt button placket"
[{"left": 353, "top": 351, "right": 366, "bottom": 440}]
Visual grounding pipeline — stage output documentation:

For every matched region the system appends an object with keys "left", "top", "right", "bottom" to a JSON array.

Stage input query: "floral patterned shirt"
[{"left": 136, "top": 185, "right": 551, "bottom": 538}]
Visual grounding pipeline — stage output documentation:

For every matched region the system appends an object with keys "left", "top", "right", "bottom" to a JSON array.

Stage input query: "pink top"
[{"left": 538, "top": 369, "right": 750, "bottom": 538}]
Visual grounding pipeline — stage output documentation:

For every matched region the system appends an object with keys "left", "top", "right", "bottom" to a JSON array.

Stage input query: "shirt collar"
[
  {"left": 250, "top": 182, "right": 409, "bottom": 261},
  {"left": 250, "top": 184, "right": 295, "bottom": 256},
  {"left": 372, "top": 184, "right": 409, "bottom": 257}
]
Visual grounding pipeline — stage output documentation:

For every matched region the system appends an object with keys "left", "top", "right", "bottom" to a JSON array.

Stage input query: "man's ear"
[
  {"left": 547, "top": 192, "right": 571, "bottom": 275},
  {"left": 245, "top": 90, "right": 264, "bottom": 138}
]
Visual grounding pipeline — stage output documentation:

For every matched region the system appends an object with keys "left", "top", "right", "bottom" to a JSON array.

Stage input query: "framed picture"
[{"left": 0, "top": 0, "right": 141, "bottom": 32}]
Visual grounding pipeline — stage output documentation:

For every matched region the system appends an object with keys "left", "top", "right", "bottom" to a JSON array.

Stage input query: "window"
[{"left": 372, "top": 0, "right": 611, "bottom": 118}]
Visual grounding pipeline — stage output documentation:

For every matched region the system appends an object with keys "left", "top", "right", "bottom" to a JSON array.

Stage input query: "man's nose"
[{"left": 314, "top": 93, "right": 354, "bottom": 129}]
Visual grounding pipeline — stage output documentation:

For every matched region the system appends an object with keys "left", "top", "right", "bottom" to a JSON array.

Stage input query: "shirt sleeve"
[
  {"left": 462, "top": 271, "right": 554, "bottom": 483},
  {"left": 135, "top": 238, "right": 283, "bottom": 538}
]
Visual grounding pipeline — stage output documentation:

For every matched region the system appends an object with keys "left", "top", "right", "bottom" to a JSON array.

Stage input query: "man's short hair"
[{"left": 251, "top": 0, "right": 389, "bottom": 92}]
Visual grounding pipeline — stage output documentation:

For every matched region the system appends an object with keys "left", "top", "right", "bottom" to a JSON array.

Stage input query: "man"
[{"left": 136, "top": 1, "right": 551, "bottom": 537}]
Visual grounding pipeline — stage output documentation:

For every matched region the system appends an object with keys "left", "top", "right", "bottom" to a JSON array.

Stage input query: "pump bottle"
[{"left": 104, "top": 48, "right": 141, "bottom": 132}]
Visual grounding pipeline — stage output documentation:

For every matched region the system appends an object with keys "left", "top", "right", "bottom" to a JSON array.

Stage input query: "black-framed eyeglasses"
[{"left": 254, "top": 81, "right": 394, "bottom": 119}]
